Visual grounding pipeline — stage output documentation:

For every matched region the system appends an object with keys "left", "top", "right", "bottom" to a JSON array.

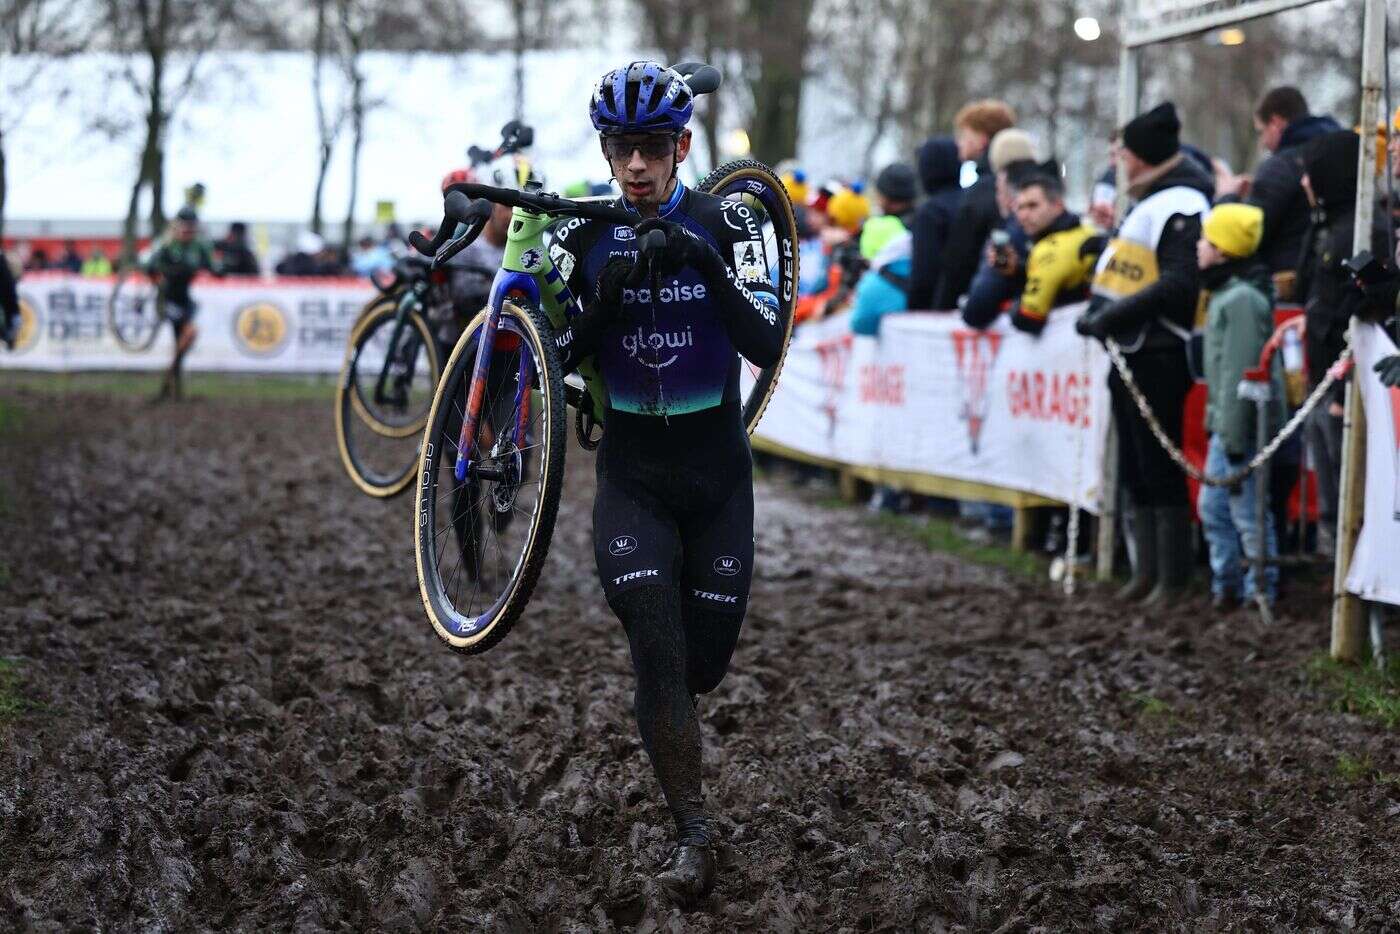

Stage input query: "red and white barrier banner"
[
  {"left": 752, "top": 305, "right": 1113, "bottom": 512},
  {"left": 1344, "top": 322, "right": 1400, "bottom": 607},
  {"left": 2, "top": 272, "right": 377, "bottom": 373}
]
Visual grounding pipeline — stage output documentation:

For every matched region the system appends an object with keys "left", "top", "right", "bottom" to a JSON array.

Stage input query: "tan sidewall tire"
[
  {"left": 697, "top": 159, "right": 798, "bottom": 436},
  {"left": 346, "top": 298, "right": 441, "bottom": 439},
  {"left": 415, "top": 300, "right": 565, "bottom": 654},
  {"left": 334, "top": 303, "right": 439, "bottom": 499}
]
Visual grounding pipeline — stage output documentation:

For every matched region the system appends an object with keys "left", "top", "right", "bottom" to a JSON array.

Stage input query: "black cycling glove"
[
  {"left": 1375, "top": 354, "right": 1400, "bottom": 388},
  {"left": 634, "top": 217, "right": 723, "bottom": 279},
  {"left": 596, "top": 254, "right": 643, "bottom": 312}
]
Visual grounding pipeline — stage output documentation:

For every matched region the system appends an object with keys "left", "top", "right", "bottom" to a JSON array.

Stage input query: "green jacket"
[{"left": 1202, "top": 268, "right": 1286, "bottom": 457}]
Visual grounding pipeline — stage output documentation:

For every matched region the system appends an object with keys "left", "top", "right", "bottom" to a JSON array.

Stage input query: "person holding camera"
[
  {"left": 1005, "top": 172, "right": 1100, "bottom": 335},
  {"left": 959, "top": 134, "right": 1042, "bottom": 330},
  {"left": 1296, "top": 129, "right": 1395, "bottom": 551}
]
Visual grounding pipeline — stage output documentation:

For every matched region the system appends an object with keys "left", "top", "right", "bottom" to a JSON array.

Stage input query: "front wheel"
[
  {"left": 698, "top": 159, "right": 799, "bottom": 434},
  {"left": 415, "top": 299, "right": 566, "bottom": 655},
  {"left": 108, "top": 265, "right": 166, "bottom": 352},
  {"left": 335, "top": 302, "right": 441, "bottom": 498}
]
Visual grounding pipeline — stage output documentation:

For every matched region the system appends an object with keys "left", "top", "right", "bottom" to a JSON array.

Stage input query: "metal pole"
[
  {"left": 1098, "top": 14, "right": 1140, "bottom": 582},
  {"left": 1331, "top": 0, "right": 1385, "bottom": 661}
]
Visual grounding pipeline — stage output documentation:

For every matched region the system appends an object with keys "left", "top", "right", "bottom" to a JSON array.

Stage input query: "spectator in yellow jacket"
[{"left": 1005, "top": 171, "right": 1100, "bottom": 335}]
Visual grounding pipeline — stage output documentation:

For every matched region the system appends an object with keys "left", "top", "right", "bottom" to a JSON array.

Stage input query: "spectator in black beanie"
[
  {"left": 1076, "top": 101, "right": 1214, "bottom": 605},
  {"left": 874, "top": 162, "right": 917, "bottom": 229}
]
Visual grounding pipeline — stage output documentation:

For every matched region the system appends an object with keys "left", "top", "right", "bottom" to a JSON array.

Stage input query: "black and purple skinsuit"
[{"left": 549, "top": 179, "right": 785, "bottom": 845}]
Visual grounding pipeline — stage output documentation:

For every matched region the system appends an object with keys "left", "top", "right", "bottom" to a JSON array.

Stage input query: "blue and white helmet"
[{"left": 589, "top": 61, "right": 693, "bottom": 135}]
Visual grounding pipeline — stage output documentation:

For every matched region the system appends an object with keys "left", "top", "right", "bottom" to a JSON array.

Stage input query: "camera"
[
  {"left": 989, "top": 229, "right": 1013, "bottom": 271},
  {"left": 1342, "top": 250, "right": 1389, "bottom": 287}
]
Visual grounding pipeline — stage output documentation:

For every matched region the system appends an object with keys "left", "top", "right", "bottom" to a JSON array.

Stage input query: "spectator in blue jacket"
[
  {"left": 850, "top": 215, "right": 912, "bottom": 336},
  {"left": 907, "top": 136, "right": 963, "bottom": 310}
]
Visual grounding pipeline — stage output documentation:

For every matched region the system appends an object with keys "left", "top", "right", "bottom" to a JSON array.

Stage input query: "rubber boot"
[
  {"left": 1115, "top": 503, "right": 1157, "bottom": 601},
  {"left": 656, "top": 844, "right": 716, "bottom": 906},
  {"left": 1142, "top": 506, "right": 1192, "bottom": 606}
]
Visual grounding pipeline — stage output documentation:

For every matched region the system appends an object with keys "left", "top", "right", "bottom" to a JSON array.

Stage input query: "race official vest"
[{"left": 1092, "top": 184, "right": 1209, "bottom": 352}]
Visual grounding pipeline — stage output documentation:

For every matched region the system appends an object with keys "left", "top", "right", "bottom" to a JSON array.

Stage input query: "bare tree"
[
  {"left": 631, "top": 0, "right": 737, "bottom": 171},
  {"left": 310, "top": 0, "right": 348, "bottom": 237},
  {"left": 739, "top": 0, "right": 817, "bottom": 166},
  {"left": 102, "top": 0, "right": 236, "bottom": 259},
  {"left": 0, "top": 0, "right": 88, "bottom": 239}
]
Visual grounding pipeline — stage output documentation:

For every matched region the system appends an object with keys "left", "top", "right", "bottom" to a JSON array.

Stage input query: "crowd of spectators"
[{"left": 774, "top": 86, "right": 1400, "bottom": 608}]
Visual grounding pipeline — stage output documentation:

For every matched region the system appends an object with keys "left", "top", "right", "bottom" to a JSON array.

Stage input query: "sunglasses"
[{"left": 602, "top": 135, "right": 678, "bottom": 161}]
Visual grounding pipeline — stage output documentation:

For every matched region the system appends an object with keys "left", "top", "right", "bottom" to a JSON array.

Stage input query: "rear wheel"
[
  {"left": 108, "top": 265, "right": 166, "bottom": 352},
  {"left": 415, "top": 299, "right": 566, "bottom": 655},
  {"left": 698, "top": 159, "right": 799, "bottom": 434},
  {"left": 335, "top": 302, "right": 441, "bottom": 498}
]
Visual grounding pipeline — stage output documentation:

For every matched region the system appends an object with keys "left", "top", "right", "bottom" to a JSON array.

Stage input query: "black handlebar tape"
[
  {"left": 443, "top": 182, "right": 641, "bottom": 226},
  {"left": 444, "top": 190, "right": 492, "bottom": 226},
  {"left": 407, "top": 229, "right": 436, "bottom": 257}
]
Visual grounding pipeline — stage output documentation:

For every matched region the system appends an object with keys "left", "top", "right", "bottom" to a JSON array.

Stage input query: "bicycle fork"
[{"left": 454, "top": 307, "right": 535, "bottom": 482}]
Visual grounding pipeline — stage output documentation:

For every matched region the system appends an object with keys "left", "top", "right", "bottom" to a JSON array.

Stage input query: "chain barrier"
[{"left": 1102, "top": 336, "right": 1353, "bottom": 489}]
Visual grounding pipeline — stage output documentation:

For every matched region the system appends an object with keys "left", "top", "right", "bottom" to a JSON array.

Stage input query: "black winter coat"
[
  {"left": 1095, "top": 155, "right": 1215, "bottom": 353},
  {"left": 932, "top": 156, "right": 998, "bottom": 310},
  {"left": 907, "top": 137, "right": 963, "bottom": 310},
  {"left": 1238, "top": 114, "right": 1340, "bottom": 274}
]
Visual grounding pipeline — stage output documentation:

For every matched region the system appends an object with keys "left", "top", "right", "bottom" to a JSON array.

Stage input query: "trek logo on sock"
[
  {"left": 692, "top": 589, "right": 739, "bottom": 604},
  {"left": 613, "top": 569, "right": 659, "bottom": 585}
]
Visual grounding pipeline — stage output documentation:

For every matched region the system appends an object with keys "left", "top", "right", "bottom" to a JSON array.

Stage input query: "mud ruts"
[{"left": 1, "top": 386, "right": 1397, "bottom": 930}]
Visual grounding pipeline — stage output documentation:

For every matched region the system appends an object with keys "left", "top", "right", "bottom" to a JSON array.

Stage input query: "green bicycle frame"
[{"left": 497, "top": 208, "right": 606, "bottom": 422}]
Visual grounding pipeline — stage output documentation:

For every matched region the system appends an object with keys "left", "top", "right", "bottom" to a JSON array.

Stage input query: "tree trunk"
[
  {"left": 310, "top": 0, "right": 333, "bottom": 236},
  {"left": 145, "top": 46, "right": 167, "bottom": 236},
  {"left": 342, "top": 73, "right": 364, "bottom": 257},
  {"left": 744, "top": 0, "right": 813, "bottom": 167},
  {"left": 121, "top": 154, "right": 148, "bottom": 264},
  {"left": 0, "top": 129, "right": 8, "bottom": 243},
  {"left": 511, "top": 0, "right": 526, "bottom": 121}
]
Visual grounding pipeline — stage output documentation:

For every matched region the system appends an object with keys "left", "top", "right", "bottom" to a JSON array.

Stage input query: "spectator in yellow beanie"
[
  {"left": 1202, "top": 202, "right": 1263, "bottom": 259},
  {"left": 826, "top": 187, "right": 870, "bottom": 235},
  {"left": 1196, "top": 201, "right": 1284, "bottom": 610}
]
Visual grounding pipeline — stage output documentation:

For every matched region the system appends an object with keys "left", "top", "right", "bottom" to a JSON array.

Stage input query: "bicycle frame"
[
  {"left": 451, "top": 206, "right": 603, "bottom": 482},
  {"left": 371, "top": 280, "right": 430, "bottom": 410}
]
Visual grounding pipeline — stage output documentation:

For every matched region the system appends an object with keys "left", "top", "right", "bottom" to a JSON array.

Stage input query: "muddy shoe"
[{"left": 656, "top": 844, "right": 715, "bottom": 906}]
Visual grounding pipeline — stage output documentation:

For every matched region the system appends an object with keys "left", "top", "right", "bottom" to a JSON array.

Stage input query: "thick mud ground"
[{"left": 3, "top": 385, "right": 1400, "bottom": 931}]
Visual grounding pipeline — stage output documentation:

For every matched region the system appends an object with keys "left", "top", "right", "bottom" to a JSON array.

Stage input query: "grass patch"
[
  {"left": 0, "top": 369, "right": 337, "bottom": 403},
  {"left": 1332, "top": 752, "right": 1400, "bottom": 785},
  {"left": 834, "top": 503, "right": 1045, "bottom": 578},
  {"left": 1128, "top": 691, "right": 1180, "bottom": 728},
  {"left": 0, "top": 659, "right": 32, "bottom": 723},
  {"left": 1307, "top": 653, "right": 1400, "bottom": 729}
]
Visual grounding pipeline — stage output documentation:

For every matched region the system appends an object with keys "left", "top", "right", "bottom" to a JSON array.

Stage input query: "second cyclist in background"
[{"left": 147, "top": 206, "right": 221, "bottom": 402}]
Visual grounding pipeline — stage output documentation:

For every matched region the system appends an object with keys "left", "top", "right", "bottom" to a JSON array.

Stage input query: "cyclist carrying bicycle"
[
  {"left": 146, "top": 206, "right": 221, "bottom": 402},
  {"left": 547, "top": 61, "right": 786, "bottom": 904}
]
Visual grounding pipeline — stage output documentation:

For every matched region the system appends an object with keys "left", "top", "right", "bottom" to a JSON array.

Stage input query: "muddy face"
[{"left": 0, "top": 386, "right": 1393, "bottom": 928}]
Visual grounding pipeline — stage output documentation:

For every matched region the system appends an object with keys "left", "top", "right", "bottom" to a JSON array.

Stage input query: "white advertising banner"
[
  {"left": 3, "top": 272, "right": 378, "bottom": 373},
  {"left": 752, "top": 304, "right": 1113, "bottom": 512},
  {"left": 1344, "top": 323, "right": 1400, "bottom": 607}
]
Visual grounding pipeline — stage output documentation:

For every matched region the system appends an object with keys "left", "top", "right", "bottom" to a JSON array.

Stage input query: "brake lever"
[{"left": 432, "top": 219, "right": 487, "bottom": 270}]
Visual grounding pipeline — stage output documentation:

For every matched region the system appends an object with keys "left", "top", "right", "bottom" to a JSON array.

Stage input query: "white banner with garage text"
[
  {"left": 2, "top": 272, "right": 378, "bottom": 373},
  {"left": 1344, "top": 322, "right": 1400, "bottom": 607},
  {"left": 751, "top": 305, "right": 1113, "bottom": 512}
]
